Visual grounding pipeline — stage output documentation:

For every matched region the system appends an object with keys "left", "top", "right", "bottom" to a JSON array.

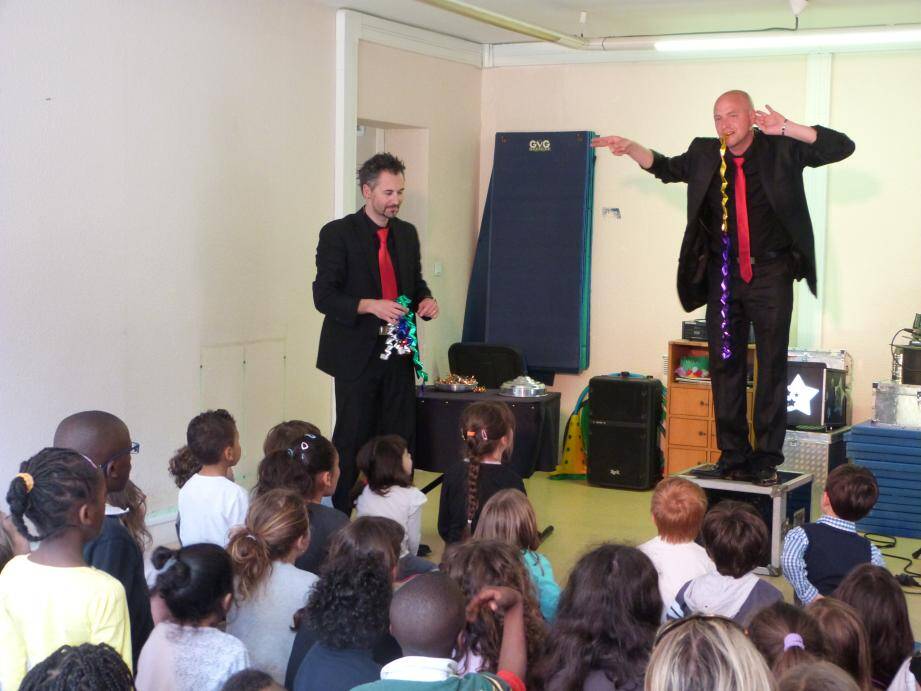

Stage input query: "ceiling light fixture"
[{"left": 654, "top": 26, "right": 921, "bottom": 52}]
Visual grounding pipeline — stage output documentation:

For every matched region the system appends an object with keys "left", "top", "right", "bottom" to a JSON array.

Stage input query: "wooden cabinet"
[{"left": 665, "top": 340, "right": 755, "bottom": 476}]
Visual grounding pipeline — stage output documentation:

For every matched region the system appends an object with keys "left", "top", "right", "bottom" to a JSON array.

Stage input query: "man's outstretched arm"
[{"left": 591, "top": 134, "right": 653, "bottom": 169}]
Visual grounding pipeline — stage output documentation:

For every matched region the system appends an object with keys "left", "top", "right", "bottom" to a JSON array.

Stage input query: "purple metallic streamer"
[{"left": 720, "top": 233, "right": 731, "bottom": 360}]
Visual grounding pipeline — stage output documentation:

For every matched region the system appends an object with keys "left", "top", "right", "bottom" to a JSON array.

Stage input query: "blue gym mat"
[{"left": 463, "top": 131, "right": 595, "bottom": 374}]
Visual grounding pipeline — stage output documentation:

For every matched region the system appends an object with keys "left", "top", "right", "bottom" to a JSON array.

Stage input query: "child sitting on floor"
[
  {"left": 806, "top": 598, "right": 872, "bottom": 691},
  {"left": 136, "top": 543, "right": 249, "bottom": 691},
  {"left": 19, "top": 643, "right": 134, "bottom": 691},
  {"left": 781, "top": 463, "right": 883, "bottom": 604},
  {"left": 175, "top": 409, "right": 248, "bottom": 547},
  {"left": 747, "top": 601, "right": 825, "bottom": 679},
  {"left": 0, "top": 448, "right": 132, "bottom": 690},
  {"left": 354, "top": 573, "right": 527, "bottom": 691},
  {"left": 667, "top": 500, "right": 782, "bottom": 627},
  {"left": 439, "top": 401, "right": 524, "bottom": 544},
  {"left": 356, "top": 435, "right": 433, "bottom": 576},
  {"left": 474, "top": 489, "right": 560, "bottom": 622},
  {"left": 226, "top": 489, "right": 318, "bottom": 685},
  {"left": 638, "top": 476, "right": 715, "bottom": 616},
  {"left": 255, "top": 432, "right": 348, "bottom": 575}
]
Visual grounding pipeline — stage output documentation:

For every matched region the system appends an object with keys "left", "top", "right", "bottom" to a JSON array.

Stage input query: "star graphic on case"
[{"left": 787, "top": 374, "right": 820, "bottom": 415}]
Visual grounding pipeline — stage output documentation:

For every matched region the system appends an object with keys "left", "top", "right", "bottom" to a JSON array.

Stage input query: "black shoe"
[
  {"left": 752, "top": 468, "right": 779, "bottom": 486},
  {"left": 417, "top": 543, "right": 432, "bottom": 558},
  {"left": 690, "top": 462, "right": 732, "bottom": 479}
]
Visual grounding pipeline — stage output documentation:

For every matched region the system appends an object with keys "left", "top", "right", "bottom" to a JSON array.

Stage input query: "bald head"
[
  {"left": 713, "top": 89, "right": 756, "bottom": 153},
  {"left": 390, "top": 572, "right": 466, "bottom": 658},
  {"left": 54, "top": 411, "right": 132, "bottom": 491},
  {"left": 715, "top": 89, "right": 754, "bottom": 111}
]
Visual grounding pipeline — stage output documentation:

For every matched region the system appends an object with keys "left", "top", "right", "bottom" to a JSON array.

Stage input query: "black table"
[{"left": 414, "top": 387, "right": 561, "bottom": 478}]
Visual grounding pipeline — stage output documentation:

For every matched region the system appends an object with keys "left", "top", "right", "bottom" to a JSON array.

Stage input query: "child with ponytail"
[
  {"left": 0, "top": 448, "right": 131, "bottom": 690},
  {"left": 438, "top": 401, "right": 523, "bottom": 545},
  {"left": 747, "top": 601, "right": 825, "bottom": 680},
  {"left": 226, "top": 489, "right": 317, "bottom": 684},
  {"left": 254, "top": 432, "right": 348, "bottom": 574},
  {"left": 136, "top": 542, "right": 249, "bottom": 691}
]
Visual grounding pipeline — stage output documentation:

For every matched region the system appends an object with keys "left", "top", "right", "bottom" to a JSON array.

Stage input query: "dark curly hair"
[
  {"left": 357, "top": 152, "right": 405, "bottom": 189},
  {"left": 306, "top": 552, "right": 392, "bottom": 650},
  {"left": 5, "top": 447, "right": 102, "bottom": 542},
  {"left": 19, "top": 643, "right": 133, "bottom": 691},
  {"left": 534, "top": 544, "right": 662, "bottom": 690},
  {"left": 441, "top": 539, "right": 546, "bottom": 675},
  {"left": 153, "top": 542, "right": 234, "bottom": 624}
]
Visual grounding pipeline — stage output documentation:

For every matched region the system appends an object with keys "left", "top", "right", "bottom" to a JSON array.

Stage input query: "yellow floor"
[{"left": 415, "top": 469, "right": 921, "bottom": 637}]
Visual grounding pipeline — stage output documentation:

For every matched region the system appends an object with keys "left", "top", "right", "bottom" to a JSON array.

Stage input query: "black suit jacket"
[
  {"left": 313, "top": 210, "right": 432, "bottom": 380},
  {"left": 647, "top": 125, "right": 855, "bottom": 311}
]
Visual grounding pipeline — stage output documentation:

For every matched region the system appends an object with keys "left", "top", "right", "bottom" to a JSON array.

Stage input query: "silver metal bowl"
[{"left": 434, "top": 383, "right": 476, "bottom": 392}]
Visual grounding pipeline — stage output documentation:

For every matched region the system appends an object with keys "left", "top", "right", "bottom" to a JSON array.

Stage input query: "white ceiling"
[{"left": 320, "top": 0, "right": 921, "bottom": 44}]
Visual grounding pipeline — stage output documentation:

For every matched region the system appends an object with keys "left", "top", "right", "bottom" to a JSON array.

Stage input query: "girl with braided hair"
[
  {"left": 19, "top": 642, "right": 134, "bottom": 691},
  {"left": 438, "top": 401, "right": 523, "bottom": 545},
  {"left": 226, "top": 489, "right": 317, "bottom": 685},
  {"left": 0, "top": 447, "right": 132, "bottom": 690}
]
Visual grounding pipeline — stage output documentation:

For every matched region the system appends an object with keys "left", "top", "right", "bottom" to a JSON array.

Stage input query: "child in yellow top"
[{"left": 0, "top": 447, "right": 131, "bottom": 689}]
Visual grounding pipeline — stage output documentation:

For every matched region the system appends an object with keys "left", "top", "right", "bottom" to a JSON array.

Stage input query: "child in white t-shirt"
[
  {"left": 355, "top": 435, "right": 433, "bottom": 577},
  {"left": 175, "top": 409, "right": 248, "bottom": 547},
  {"left": 638, "top": 476, "right": 715, "bottom": 618}
]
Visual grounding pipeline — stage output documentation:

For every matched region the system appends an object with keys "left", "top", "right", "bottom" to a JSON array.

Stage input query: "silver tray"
[{"left": 434, "top": 383, "right": 476, "bottom": 392}]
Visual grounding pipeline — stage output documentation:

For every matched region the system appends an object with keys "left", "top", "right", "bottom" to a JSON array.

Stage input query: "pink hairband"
[{"left": 783, "top": 633, "right": 804, "bottom": 651}]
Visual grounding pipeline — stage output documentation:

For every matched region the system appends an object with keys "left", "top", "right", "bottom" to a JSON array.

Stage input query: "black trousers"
[
  {"left": 705, "top": 254, "right": 794, "bottom": 470},
  {"left": 331, "top": 341, "right": 416, "bottom": 513}
]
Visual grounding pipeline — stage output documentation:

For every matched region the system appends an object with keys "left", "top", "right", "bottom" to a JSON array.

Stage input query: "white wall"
[
  {"left": 0, "top": 0, "right": 337, "bottom": 517},
  {"left": 357, "top": 41, "right": 482, "bottom": 379}
]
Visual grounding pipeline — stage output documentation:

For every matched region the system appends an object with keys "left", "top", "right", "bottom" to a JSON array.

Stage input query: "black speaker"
[{"left": 586, "top": 374, "right": 662, "bottom": 490}]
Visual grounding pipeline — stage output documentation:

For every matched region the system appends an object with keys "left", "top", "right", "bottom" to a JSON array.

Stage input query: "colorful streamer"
[
  {"left": 380, "top": 295, "right": 429, "bottom": 383},
  {"left": 718, "top": 136, "right": 732, "bottom": 361}
]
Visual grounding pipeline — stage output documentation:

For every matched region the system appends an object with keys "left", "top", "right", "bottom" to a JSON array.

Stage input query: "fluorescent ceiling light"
[{"left": 655, "top": 27, "right": 921, "bottom": 52}]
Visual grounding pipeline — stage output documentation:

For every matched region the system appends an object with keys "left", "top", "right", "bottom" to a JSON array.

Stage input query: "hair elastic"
[
  {"left": 783, "top": 633, "right": 804, "bottom": 651},
  {"left": 15, "top": 472, "right": 34, "bottom": 493}
]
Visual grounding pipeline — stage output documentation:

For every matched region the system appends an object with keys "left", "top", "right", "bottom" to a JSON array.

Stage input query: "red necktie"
[
  {"left": 733, "top": 157, "right": 753, "bottom": 283},
  {"left": 376, "top": 227, "right": 399, "bottom": 300}
]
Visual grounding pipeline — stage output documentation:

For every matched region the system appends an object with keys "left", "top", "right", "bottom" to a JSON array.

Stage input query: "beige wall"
[
  {"left": 358, "top": 41, "right": 482, "bottom": 379},
  {"left": 0, "top": 0, "right": 337, "bottom": 516},
  {"left": 480, "top": 53, "right": 921, "bottom": 424}
]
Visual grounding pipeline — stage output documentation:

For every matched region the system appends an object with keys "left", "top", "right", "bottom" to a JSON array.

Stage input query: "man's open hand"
[{"left": 590, "top": 135, "right": 634, "bottom": 156}]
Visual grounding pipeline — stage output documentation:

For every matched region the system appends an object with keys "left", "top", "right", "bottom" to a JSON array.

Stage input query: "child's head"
[
  {"left": 473, "top": 489, "right": 540, "bottom": 551},
  {"left": 255, "top": 432, "right": 339, "bottom": 501},
  {"left": 222, "top": 668, "right": 285, "bottom": 691},
  {"left": 646, "top": 616, "right": 776, "bottom": 691},
  {"left": 52, "top": 410, "right": 134, "bottom": 494},
  {"left": 19, "top": 643, "right": 133, "bottom": 691},
  {"left": 651, "top": 476, "right": 708, "bottom": 544},
  {"left": 777, "top": 661, "right": 860, "bottom": 691},
  {"left": 806, "top": 598, "right": 872, "bottom": 691},
  {"left": 535, "top": 543, "right": 662, "bottom": 690},
  {"left": 833, "top": 564, "right": 913, "bottom": 688},
  {"left": 460, "top": 401, "right": 515, "bottom": 463},
  {"left": 5, "top": 447, "right": 105, "bottom": 544},
  {"left": 389, "top": 571, "right": 467, "bottom": 658},
  {"left": 701, "top": 500, "right": 768, "bottom": 577},
  {"left": 187, "top": 408, "right": 240, "bottom": 467},
  {"left": 262, "top": 420, "right": 322, "bottom": 456},
  {"left": 356, "top": 434, "right": 412, "bottom": 495},
  {"left": 0, "top": 509, "right": 30, "bottom": 571},
  {"left": 307, "top": 552, "right": 392, "bottom": 650},
  {"left": 823, "top": 464, "right": 878, "bottom": 521},
  {"left": 441, "top": 539, "right": 546, "bottom": 673},
  {"left": 747, "top": 601, "right": 824, "bottom": 678},
  {"left": 152, "top": 542, "right": 235, "bottom": 625},
  {"left": 106, "top": 479, "right": 151, "bottom": 551},
  {"left": 227, "top": 489, "right": 310, "bottom": 601},
  {"left": 326, "top": 516, "right": 403, "bottom": 578}
]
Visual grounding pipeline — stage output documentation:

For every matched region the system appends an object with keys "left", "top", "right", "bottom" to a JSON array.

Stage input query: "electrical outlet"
[{"left": 602, "top": 207, "right": 621, "bottom": 219}]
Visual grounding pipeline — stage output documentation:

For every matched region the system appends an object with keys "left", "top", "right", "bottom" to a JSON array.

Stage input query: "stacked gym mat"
[
  {"left": 462, "top": 131, "right": 595, "bottom": 374},
  {"left": 846, "top": 422, "right": 921, "bottom": 538}
]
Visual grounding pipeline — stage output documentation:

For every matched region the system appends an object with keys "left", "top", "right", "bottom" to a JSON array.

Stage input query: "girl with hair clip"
[
  {"left": 475, "top": 488, "right": 561, "bottom": 622},
  {"left": 136, "top": 542, "right": 249, "bottom": 691},
  {"left": 438, "top": 401, "right": 524, "bottom": 545},
  {"left": 806, "top": 598, "right": 873, "bottom": 691},
  {"left": 534, "top": 544, "right": 662, "bottom": 691},
  {"left": 747, "top": 601, "right": 826, "bottom": 679},
  {"left": 355, "top": 435, "right": 434, "bottom": 577},
  {"left": 255, "top": 432, "right": 348, "bottom": 575},
  {"left": 0, "top": 448, "right": 131, "bottom": 690},
  {"left": 441, "top": 538, "right": 547, "bottom": 678},
  {"left": 226, "top": 489, "right": 318, "bottom": 685}
]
